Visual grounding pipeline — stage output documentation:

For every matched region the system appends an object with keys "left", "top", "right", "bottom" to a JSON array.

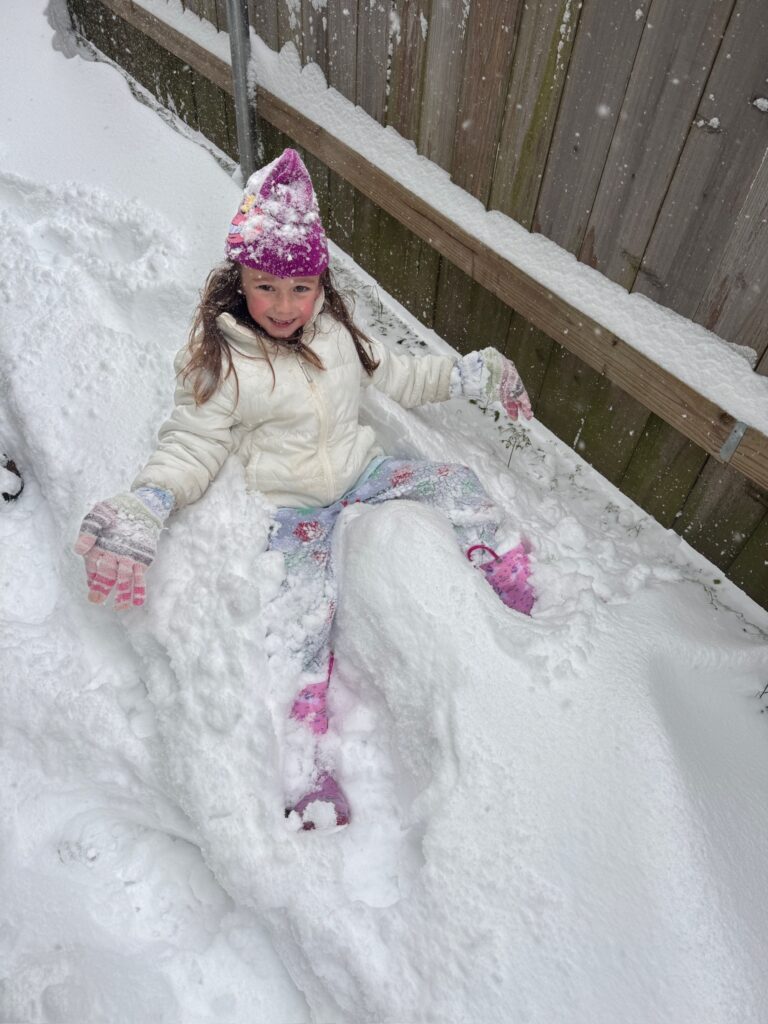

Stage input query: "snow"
[
  {"left": 2, "top": 3, "right": 768, "bottom": 1024},
  {"left": 136, "top": 0, "right": 768, "bottom": 437}
]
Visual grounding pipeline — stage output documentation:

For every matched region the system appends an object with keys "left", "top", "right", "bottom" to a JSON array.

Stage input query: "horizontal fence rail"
[{"left": 85, "top": 0, "right": 768, "bottom": 494}]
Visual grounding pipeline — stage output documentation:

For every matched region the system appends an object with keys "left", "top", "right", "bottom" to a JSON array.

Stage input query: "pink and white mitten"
[
  {"left": 74, "top": 486, "right": 174, "bottom": 609},
  {"left": 452, "top": 347, "right": 533, "bottom": 421}
]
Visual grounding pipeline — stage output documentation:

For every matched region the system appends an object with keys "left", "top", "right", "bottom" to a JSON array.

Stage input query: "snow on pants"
[{"left": 265, "top": 457, "right": 500, "bottom": 803}]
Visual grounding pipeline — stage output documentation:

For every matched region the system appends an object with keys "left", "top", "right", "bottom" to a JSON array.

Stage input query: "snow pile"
[{"left": 1, "top": 4, "right": 768, "bottom": 1023}]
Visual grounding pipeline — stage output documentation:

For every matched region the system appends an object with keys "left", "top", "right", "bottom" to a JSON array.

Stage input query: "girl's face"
[{"left": 240, "top": 267, "right": 322, "bottom": 339}]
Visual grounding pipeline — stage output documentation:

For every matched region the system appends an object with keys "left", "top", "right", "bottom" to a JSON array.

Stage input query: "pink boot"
[
  {"left": 287, "top": 771, "right": 351, "bottom": 832},
  {"left": 289, "top": 653, "right": 334, "bottom": 735},
  {"left": 467, "top": 543, "right": 535, "bottom": 615},
  {"left": 286, "top": 654, "right": 351, "bottom": 832}
]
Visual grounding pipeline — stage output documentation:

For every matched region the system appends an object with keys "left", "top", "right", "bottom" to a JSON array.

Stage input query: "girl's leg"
[
  {"left": 353, "top": 458, "right": 534, "bottom": 614},
  {"left": 267, "top": 501, "right": 350, "bottom": 829}
]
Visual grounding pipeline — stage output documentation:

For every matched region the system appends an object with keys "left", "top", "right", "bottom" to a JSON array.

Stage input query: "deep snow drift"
[{"left": 1, "top": 4, "right": 768, "bottom": 1023}]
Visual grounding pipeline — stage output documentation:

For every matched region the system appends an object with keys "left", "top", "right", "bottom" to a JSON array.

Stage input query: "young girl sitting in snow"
[{"left": 75, "top": 149, "right": 534, "bottom": 831}]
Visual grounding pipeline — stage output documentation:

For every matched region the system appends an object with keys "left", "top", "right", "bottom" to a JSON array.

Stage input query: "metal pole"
[{"left": 226, "top": 0, "right": 259, "bottom": 179}]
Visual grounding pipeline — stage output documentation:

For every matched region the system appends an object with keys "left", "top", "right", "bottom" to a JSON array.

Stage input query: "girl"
[{"left": 75, "top": 149, "right": 534, "bottom": 832}]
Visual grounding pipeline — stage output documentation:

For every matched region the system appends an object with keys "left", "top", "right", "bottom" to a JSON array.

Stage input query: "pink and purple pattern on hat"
[{"left": 226, "top": 148, "right": 329, "bottom": 278}]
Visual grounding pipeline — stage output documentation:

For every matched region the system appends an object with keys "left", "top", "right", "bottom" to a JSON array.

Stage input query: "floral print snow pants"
[
  {"left": 267, "top": 457, "right": 531, "bottom": 818},
  {"left": 267, "top": 456, "right": 499, "bottom": 690}
]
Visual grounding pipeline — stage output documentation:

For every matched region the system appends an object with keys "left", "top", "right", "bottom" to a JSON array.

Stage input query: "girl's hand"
[
  {"left": 453, "top": 348, "right": 533, "bottom": 421},
  {"left": 74, "top": 487, "right": 173, "bottom": 609}
]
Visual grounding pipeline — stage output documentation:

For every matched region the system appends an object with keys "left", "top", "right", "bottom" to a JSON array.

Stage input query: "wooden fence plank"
[
  {"left": 489, "top": 0, "right": 581, "bottom": 229},
  {"left": 695, "top": 145, "right": 768, "bottom": 362},
  {"left": 728, "top": 512, "right": 768, "bottom": 608},
  {"left": 377, "top": 0, "right": 436, "bottom": 321},
  {"left": 635, "top": 0, "right": 768, "bottom": 318},
  {"left": 619, "top": 423, "right": 709, "bottom": 528},
  {"left": 502, "top": 314, "right": 555, "bottom": 406},
  {"left": 183, "top": 0, "right": 218, "bottom": 28},
  {"left": 191, "top": 69, "right": 233, "bottom": 155},
  {"left": 417, "top": 0, "right": 470, "bottom": 172},
  {"left": 302, "top": 0, "right": 327, "bottom": 75},
  {"left": 277, "top": 0, "right": 303, "bottom": 54},
  {"left": 532, "top": 0, "right": 646, "bottom": 252},
  {"left": 356, "top": 0, "right": 390, "bottom": 125},
  {"left": 580, "top": 0, "right": 735, "bottom": 290},
  {"left": 675, "top": 461, "right": 768, "bottom": 568},
  {"left": 351, "top": 0, "right": 390, "bottom": 275},
  {"left": 326, "top": 0, "right": 356, "bottom": 103},
  {"left": 387, "top": 0, "right": 430, "bottom": 145},
  {"left": 214, "top": 0, "right": 227, "bottom": 31},
  {"left": 325, "top": 1, "right": 358, "bottom": 252},
  {"left": 450, "top": 0, "right": 523, "bottom": 205},
  {"left": 248, "top": 0, "right": 278, "bottom": 49}
]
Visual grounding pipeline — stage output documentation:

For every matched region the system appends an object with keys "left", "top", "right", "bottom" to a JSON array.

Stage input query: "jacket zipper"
[{"left": 296, "top": 354, "right": 334, "bottom": 500}]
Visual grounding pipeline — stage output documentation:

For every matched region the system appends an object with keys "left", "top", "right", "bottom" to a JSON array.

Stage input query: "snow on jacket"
[{"left": 133, "top": 296, "right": 454, "bottom": 509}]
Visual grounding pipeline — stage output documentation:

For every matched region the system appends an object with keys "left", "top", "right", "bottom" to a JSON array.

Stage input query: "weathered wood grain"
[
  {"left": 418, "top": 0, "right": 470, "bottom": 171},
  {"left": 451, "top": 0, "right": 523, "bottom": 205},
  {"left": 728, "top": 512, "right": 768, "bottom": 607},
  {"left": 695, "top": 144, "right": 768, "bottom": 361},
  {"left": 97, "top": 0, "right": 232, "bottom": 90},
  {"left": 378, "top": 1, "right": 435, "bottom": 326},
  {"left": 326, "top": 0, "right": 357, "bottom": 104},
  {"left": 191, "top": 68, "right": 232, "bottom": 155},
  {"left": 580, "top": 0, "right": 735, "bottom": 289},
  {"left": 387, "top": 0, "right": 430, "bottom": 145},
  {"left": 325, "top": 0, "right": 358, "bottom": 252},
  {"left": 356, "top": 0, "right": 390, "bottom": 125},
  {"left": 183, "top": 0, "right": 218, "bottom": 28},
  {"left": 277, "top": 0, "right": 303, "bottom": 55},
  {"left": 675, "top": 460, "right": 768, "bottom": 568},
  {"left": 619, "top": 421, "right": 709, "bottom": 528},
  {"left": 635, "top": 0, "right": 768, "bottom": 318},
  {"left": 533, "top": 0, "right": 646, "bottom": 252},
  {"left": 302, "top": 0, "right": 327, "bottom": 75},
  {"left": 214, "top": 0, "right": 227, "bottom": 31},
  {"left": 489, "top": 0, "right": 581, "bottom": 229},
  {"left": 248, "top": 0, "right": 278, "bottom": 49}
]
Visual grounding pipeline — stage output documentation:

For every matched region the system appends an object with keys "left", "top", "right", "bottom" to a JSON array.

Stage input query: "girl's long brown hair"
[{"left": 181, "top": 262, "right": 379, "bottom": 405}]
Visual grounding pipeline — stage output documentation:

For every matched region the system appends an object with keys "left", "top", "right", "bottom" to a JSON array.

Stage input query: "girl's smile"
[{"left": 240, "top": 266, "right": 322, "bottom": 339}]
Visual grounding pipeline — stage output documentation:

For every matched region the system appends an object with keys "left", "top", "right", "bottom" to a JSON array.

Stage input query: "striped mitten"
[
  {"left": 452, "top": 347, "right": 533, "bottom": 421},
  {"left": 74, "top": 486, "right": 174, "bottom": 609}
]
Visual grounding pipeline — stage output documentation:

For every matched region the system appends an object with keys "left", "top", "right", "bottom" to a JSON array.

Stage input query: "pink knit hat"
[{"left": 225, "top": 149, "right": 329, "bottom": 277}]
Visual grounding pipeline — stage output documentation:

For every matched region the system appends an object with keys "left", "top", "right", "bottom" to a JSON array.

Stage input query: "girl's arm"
[
  {"left": 74, "top": 349, "right": 240, "bottom": 609},
  {"left": 364, "top": 336, "right": 454, "bottom": 408},
  {"left": 132, "top": 348, "right": 241, "bottom": 507},
  {"left": 363, "top": 337, "right": 532, "bottom": 421}
]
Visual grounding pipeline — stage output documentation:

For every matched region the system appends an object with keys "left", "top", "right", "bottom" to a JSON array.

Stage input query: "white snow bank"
[
  {"left": 2, "top": 4, "right": 768, "bottom": 1023},
  {"left": 140, "top": 0, "right": 768, "bottom": 436}
]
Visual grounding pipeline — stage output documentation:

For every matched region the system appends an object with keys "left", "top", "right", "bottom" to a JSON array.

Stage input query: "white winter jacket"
[{"left": 133, "top": 294, "right": 454, "bottom": 509}]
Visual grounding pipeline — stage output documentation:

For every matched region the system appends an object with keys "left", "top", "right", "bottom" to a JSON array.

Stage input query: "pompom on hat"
[{"left": 225, "top": 148, "right": 329, "bottom": 278}]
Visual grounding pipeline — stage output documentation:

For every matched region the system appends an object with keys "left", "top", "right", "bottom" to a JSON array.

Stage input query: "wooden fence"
[{"left": 66, "top": 0, "right": 768, "bottom": 607}]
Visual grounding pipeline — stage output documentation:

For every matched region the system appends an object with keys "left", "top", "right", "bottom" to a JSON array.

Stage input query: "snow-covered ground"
[{"left": 1, "top": 3, "right": 767, "bottom": 1022}]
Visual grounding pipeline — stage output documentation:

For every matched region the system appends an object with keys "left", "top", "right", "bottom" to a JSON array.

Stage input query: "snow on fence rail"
[{"left": 73, "top": 0, "right": 768, "bottom": 496}]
